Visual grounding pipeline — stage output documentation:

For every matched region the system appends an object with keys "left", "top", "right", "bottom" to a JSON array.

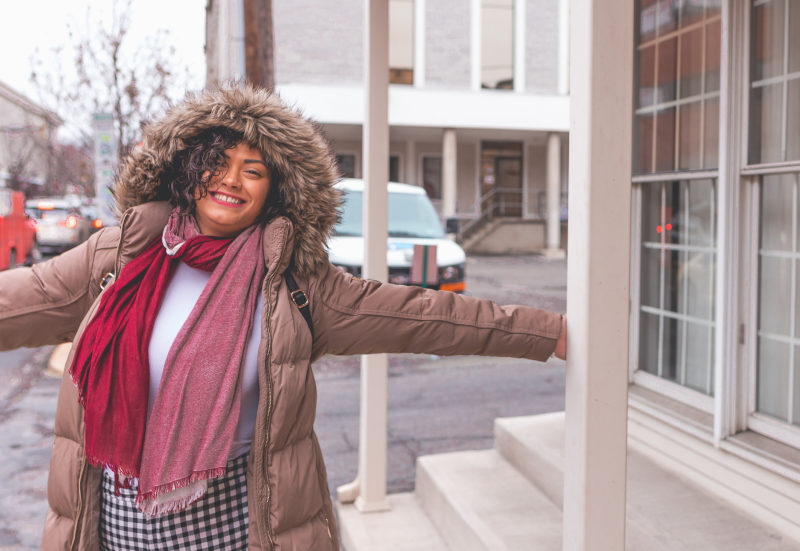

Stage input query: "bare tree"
[
  {"left": 30, "top": 0, "right": 189, "bottom": 164},
  {"left": 244, "top": 0, "right": 275, "bottom": 90}
]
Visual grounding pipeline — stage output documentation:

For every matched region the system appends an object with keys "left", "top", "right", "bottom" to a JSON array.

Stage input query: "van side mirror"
[{"left": 444, "top": 217, "right": 459, "bottom": 234}]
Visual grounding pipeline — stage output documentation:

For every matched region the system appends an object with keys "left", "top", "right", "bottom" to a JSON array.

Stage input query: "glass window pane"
[
  {"left": 656, "top": 0, "right": 678, "bottom": 36},
  {"left": 634, "top": 113, "right": 655, "bottom": 175},
  {"left": 657, "top": 37, "right": 678, "bottom": 103},
  {"left": 638, "top": 0, "right": 658, "bottom": 43},
  {"left": 663, "top": 181, "right": 684, "bottom": 246},
  {"left": 703, "top": 97, "right": 719, "bottom": 168},
  {"left": 705, "top": 19, "right": 721, "bottom": 93},
  {"left": 686, "top": 253, "right": 714, "bottom": 320},
  {"left": 638, "top": 45, "right": 657, "bottom": 108},
  {"left": 760, "top": 175, "right": 794, "bottom": 251},
  {"left": 662, "top": 316, "right": 679, "bottom": 381},
  {"left": 787, "top": 79, "right": 800, "bottom": 161},
  {"left": 751, "top": 0, "right": 786, "bottom": 82},
  {"left": 679, "top": 0, "right": 705, "bottom": 28},
  {"left": 678, "top": 101, "right": 703, "bottom": 170},
  {"left": 790, "top": 0, "right": 800, "bottom": 73},
  {"left": 655, "top": 107, "right": 677, "bottom": 171},
  {"left": 481, "top": 0, "right": 514, "bottom": 89},
  {"left": 641, "top": 247, "right": 662, "bottom": 308},
  {"left": 688, "top": 179, "right": 714, "bottom": 247},
  {"left": 795, "top": 346, "right": 800, "bottom": 427},
  {"left": 639, "top": 311, "right": 660, "bottom": 375},
  {"left": 685, "top": 322, "right": 712, "bottom": 394},
  {"left": 757, "top": 337, "right": 790, "bottom": 421},
  {"left": 422, "top": 157, "right": 442, "bottom": 199},
  {"left": 642, "top": 183, "right": 663, "bottom": 243},
  {"left": 706, "top": 0, "right": 722, "bottom": 18},
  {"left": 749, "top": 83, "right": 784, "bottom": 164},
  {"left": 389, "top": 0, "right": 414, "bottom": 85},
  {"left": 758, "top": 256, "right": 792, "bottom": 336},
  {"left": 663, "top": 249, "right": 682, "bottom": 313},
  {"left": 680, "top": 27, "right": 704, "bottom": 98}
]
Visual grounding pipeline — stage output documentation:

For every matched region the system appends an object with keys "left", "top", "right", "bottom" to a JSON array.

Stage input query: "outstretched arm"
[
  {"left": 0, "top": 228, "right": 118, "bottom": 350},
  {"left": 308, "top": 262, "right": 564, "bottom": 362}
]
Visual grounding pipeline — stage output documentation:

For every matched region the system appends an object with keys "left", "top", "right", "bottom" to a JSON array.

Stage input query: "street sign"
[{"left": 92, "top": 113, "right": 117, "bottom": 226}]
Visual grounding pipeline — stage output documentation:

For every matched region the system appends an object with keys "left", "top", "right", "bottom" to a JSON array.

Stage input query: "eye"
[{"left": 246, "top": 169, "right": 264, "bottom": 177}]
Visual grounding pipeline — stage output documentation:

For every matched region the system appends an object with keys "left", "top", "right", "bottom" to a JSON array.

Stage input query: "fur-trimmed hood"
[{"left": 113, "top": 84, "right": 341, "bottom": 276}]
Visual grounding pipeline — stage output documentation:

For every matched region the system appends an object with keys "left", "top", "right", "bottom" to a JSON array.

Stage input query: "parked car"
[
  {"left": 79, "top": 203, "right": 106, "bottom": 235},
  {"left": 0, "top": 189, "right": 37, "bottom": 270},
  {"left": 26, "top": 198, "right": 92, "bottom": 254},
  {"left": 329, "top": 179, "right": 467, "bottom": 292}
]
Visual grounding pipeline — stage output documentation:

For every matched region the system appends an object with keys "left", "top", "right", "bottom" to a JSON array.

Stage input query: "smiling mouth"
[{"left": 210, "top": 192, "right": 245, "bottom": 206}]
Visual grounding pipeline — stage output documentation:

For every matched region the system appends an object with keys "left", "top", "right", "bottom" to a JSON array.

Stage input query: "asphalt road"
[{"left": 0, "top": 253, "right": 567, "bottom": 550}]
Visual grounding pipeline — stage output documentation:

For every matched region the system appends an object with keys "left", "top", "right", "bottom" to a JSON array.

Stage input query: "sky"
[{"left": 0, "top": 0, "right": 207, "bottom": 113}]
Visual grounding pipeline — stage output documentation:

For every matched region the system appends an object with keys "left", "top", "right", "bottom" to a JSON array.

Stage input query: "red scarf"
[{"left": 69, "top": 210, "right": 265, "bottom": 516}]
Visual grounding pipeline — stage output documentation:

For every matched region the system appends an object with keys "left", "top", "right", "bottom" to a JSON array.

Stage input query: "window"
[
  {"left": 748, "top": 0, "right": 800, "bottom": 164},
  {"left": 421, "top": 156, "right": 442, "bottom": 199},
  {"left": 336, "top": 154, "right": 357, "bottom": 178},
  {"left": 390, "top": 0, "right": 414, "bottom": 85},
  {"left": 634, "top": 0, "right": 721, "bottom": 174},
  {"left": 389, "top": 155, "right": 400, "bottom": 182},
  {"left": 481, "top": 0, "right": 514, "bottom": 89},
  {"left": 639, "top": 180, "right": 717, "bottom": 395},
  {"left": 755, "top": 174, "right": 800, "bottom": 425},
  {"left": 632, "top": 0, "right": 721, "bottom": 400}
]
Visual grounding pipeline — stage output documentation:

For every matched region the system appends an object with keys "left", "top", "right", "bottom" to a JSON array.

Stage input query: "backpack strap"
[{"left": 284, "top": 272, "right": 313, "bottom": 338}]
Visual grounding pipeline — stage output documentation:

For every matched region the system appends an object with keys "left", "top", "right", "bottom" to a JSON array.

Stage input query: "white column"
[
  {"left": 564, "top": 1, "right": 632, "bottom": 550},
  {"left": 544, "top": 133, "right": 565, "bottom": 258},
  {"left": 442, "top": 129, "right": 457, "bottom": 219},
  {"left": 470, "top": 0, "right": 482, "bottom": 91},
  {"left": 356, "top": 0, "right": 391, "bottom": 513}
]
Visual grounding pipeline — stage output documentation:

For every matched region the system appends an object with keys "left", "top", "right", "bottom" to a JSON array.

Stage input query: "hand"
[{"left": 553, "top": 315, "right": 567, "bottom": 360}]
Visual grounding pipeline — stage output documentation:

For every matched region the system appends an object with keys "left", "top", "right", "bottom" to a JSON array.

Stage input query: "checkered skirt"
[{"left": 99, "top": 454, "right": 249, "bottom": 550}]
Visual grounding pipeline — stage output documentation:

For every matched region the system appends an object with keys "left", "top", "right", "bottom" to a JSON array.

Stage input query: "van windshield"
[{"left": 335, "top": 190, "right": 445, "bottom": 239}]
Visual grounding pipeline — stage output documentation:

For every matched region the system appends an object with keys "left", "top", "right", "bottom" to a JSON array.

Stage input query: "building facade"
[
  {"left": 208, "top": 0, "right": 571, "bottom": 254},
  {"left": 0, "top": 81, "right": 60, "bottom": 193}
]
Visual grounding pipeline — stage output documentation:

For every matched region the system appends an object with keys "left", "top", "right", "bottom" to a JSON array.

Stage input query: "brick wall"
[
  {"left": 273, "top": 0, "right": 363, "bottom": 85},
  {"left": 525, "top": 0, "right": 559, "bottom": 94},
  {"left": 425, "top": 0, "right": 471, "bottom": 89}
]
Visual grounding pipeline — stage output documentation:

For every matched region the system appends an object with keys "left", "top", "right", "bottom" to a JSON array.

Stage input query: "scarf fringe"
[{"left": 134, "top": 466, "right": 226, "bottom": 517}]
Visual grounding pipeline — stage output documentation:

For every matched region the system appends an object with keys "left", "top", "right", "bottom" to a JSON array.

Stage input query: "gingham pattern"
[{"left": 99, "top": 454, "right": 249, "bottom": 550}]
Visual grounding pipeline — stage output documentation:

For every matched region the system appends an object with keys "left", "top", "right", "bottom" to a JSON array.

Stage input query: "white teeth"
[{"left": 212, "top": 193, "right": 243, "bottom": 205}]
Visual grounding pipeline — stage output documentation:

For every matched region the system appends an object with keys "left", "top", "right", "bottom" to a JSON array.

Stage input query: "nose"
[{"left": 221, "top": 166, "right": 241, "bottom": 188}]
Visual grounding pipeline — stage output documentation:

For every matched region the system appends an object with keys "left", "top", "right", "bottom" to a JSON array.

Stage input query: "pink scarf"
[{"left": 69, "top": 210, "right": 265, "bottom": 516}]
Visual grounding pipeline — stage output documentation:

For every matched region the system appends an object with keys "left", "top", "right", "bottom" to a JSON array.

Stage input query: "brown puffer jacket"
[{"left": 0, "top": 86, "right": 562, "bottom": 550}]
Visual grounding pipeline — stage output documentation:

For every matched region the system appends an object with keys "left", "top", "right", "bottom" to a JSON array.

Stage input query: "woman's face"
[{"left": 194, "top": 142, "right": 271, "bottom": 237}]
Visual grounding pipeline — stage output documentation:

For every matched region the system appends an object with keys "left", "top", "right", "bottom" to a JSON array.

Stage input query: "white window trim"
[
  {"left": 633, "top": 370, "right": 715, "bottom": 414},
  {"left": 414, "top": 0, "right": 426, "bottom": 88},
  {"left": 470, "top": 0, "right": 481, "bottom": 91}
]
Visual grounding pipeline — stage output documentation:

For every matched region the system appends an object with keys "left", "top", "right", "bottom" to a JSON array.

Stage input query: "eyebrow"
[{"left": 243, "top": 159, "right": 268, "bottom": 167}]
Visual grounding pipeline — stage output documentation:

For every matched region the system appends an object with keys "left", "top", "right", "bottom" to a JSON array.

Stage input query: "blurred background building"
[{"left": 207, "top": 0, "right": 570, "bottom": 255}]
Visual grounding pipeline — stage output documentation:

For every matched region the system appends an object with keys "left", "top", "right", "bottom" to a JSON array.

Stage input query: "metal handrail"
[{"left": 460, "top": 187, "right": 524, "bottom": 242}]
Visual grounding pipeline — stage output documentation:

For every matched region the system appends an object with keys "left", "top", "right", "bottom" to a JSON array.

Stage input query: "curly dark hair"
[{"left": 160, "top": 127, "right": 283, "bottom": 222}]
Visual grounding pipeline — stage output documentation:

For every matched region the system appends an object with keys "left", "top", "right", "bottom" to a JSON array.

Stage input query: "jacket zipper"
[
  {"left": 68, "top": 458, "right": 87, "bottom": 551},
  {"left": 69, "top": 211, "right": 132, "bottom": 551},
  {"left": 259, "top": 224, "right": 289, "bottom": 550}
]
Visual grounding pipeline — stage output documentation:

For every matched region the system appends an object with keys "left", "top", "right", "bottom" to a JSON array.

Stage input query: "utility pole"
[{"left": 243, "top": 0, "right": 275, "bottom": 89}]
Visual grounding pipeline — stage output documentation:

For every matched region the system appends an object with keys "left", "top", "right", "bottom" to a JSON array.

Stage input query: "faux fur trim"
[{"left": 113, "top": 83, "right": 342, "bottom": 277}]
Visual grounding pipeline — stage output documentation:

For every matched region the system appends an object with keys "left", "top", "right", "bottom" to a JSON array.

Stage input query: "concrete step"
[
  {"left": 415, "top": 449, "right": 562, "bottom": 551},
  {"left": 494, "top": 412, "right": 799, "bottom": 550},
  {"left": 336, "top": 493, "right": 453, "bottom": 551}
]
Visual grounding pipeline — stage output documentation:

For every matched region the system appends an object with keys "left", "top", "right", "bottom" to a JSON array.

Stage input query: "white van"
[{"left": 329, "top": 179, "right": 467, "bottom": 292}]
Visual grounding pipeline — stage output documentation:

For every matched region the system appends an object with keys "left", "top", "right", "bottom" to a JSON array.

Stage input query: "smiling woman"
[{"left": 0, "top": 84, "right": 565, "bottom": 551}]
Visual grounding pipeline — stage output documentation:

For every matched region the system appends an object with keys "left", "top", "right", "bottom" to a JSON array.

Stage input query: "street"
[{"left": 0, "top": 254, "right": 566, "bottom": 550}]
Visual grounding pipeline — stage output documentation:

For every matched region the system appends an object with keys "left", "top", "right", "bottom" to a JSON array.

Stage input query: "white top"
[{"left": 148, "top": 262, "right": 262, "bottom": 459}]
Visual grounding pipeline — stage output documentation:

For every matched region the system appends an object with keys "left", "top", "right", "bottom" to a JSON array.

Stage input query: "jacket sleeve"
[
  {"left": 308, "top": 262, "right": 562, "bottom": 362},
  {"left": 0, "top": 227, "right": 119, "bottom": 350}
]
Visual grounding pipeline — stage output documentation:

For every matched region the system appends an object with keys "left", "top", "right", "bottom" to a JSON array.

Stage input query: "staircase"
[{"left": 336, "top": 412, "right": 799, "bottom": 551}]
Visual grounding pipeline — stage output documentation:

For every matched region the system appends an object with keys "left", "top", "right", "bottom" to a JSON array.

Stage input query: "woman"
[{"left": 0, "top": 84, "right": 565, "bottom": 551}]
